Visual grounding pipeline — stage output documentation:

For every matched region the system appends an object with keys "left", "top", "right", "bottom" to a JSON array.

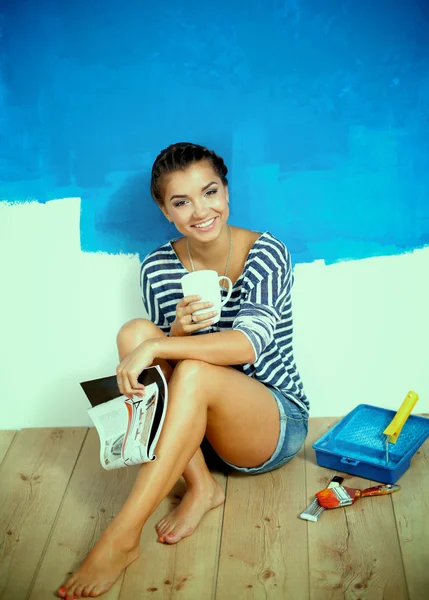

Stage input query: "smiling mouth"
[{"left": 192, "top": 217, "right": 217, "bottom": 228}]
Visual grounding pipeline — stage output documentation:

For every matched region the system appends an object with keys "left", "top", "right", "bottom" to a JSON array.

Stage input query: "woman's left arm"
[
  {"left": 153, "top": 329, "right": 255, "bottom": 366},
  {"left": 117, "top": 330, "right": 255, "bottom": 399}
]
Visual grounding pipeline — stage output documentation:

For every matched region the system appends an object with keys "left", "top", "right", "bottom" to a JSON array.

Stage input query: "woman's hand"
[
  {"left": 170, "top": 295, "right": 218, "bottom": 336},
  {"left": 116, "top": 340, "right": 157, "bottom": 399}
]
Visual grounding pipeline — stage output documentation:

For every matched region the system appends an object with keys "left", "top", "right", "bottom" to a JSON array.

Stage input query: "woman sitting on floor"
[{"left": 58, "top": 142, "right": 309, "bottom": 599}]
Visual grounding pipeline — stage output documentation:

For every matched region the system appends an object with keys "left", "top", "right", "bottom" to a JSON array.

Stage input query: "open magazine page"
[
  {"left": 122, "top": 382, "right": 160, "bottom": 465},
  {"left": 81, "top": 365, "right": 168, "bottom": 470},
  {"left": 87, "top": 398, "right": 128, "bottom": 470}
]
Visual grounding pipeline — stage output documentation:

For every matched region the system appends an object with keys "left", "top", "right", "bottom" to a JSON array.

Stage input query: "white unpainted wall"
[{"left": 1, "top": 197, "right": 428, "bottom": 429}]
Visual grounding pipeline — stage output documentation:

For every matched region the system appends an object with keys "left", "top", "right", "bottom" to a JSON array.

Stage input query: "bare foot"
[
  {"left": 156, "top": 476, "right": 225, "bottom": 544},
  {"left": 57, "top": 530, "right": 140, "bottom": 599}
]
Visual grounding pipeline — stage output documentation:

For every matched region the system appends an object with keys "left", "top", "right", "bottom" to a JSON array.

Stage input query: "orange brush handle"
[
  {"left": 359, "top": 484, "right": 400, "bottom": 498},
  {"left": 315, "top": 484, "right": 401, "bottom": 509}
]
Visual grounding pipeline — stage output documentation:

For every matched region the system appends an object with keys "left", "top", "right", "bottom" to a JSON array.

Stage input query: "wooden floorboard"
[
  {"left": 391, "top": 424, "right": 429, "bottom": 599},
  {"left": 0, "top": 431, "right": 16, "bottom": 465},
  {"left": 217, "top": 448, "right": 308, "bottom": 599},
  {"left": 0, "top": 428, "right": 87, "bottom": 600},
  {"left": 306, "top": 419, "right": 408, "bottom": 600},
  {"left": 119, "top": 471, "right": 226, "bottom": 599},
  {"left": 1, "top": 418, "right": 428, "bottom": 600},
  {"left": 29, "top": 428, "right": 137, "bottom": 600}
]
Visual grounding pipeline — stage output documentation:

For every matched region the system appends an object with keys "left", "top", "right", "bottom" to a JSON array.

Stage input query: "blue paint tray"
[{"left": 312, "top": 404, "right": 429, "bottom": 484}]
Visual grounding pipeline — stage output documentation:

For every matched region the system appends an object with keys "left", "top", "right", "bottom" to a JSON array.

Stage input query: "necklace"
[{"left": 186, "top": 223, "right": 232, "bottom": 291}]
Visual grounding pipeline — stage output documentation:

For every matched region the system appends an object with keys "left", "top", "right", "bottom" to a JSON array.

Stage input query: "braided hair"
[{"left": 150, "top": 142, "right": 229, "bottom": 206}]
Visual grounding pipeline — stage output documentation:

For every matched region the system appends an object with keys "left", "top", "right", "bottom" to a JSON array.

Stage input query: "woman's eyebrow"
[
  {"left": 169, "top": 181, "right": 218, "bottom": 203},
  {"left": 202, "top": 180, "right": 217, "bottom": 191}
]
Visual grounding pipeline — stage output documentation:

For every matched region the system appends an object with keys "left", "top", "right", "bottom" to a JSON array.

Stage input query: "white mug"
[{"left": 180, "top": 270, "right": 233, "bottom": 325}]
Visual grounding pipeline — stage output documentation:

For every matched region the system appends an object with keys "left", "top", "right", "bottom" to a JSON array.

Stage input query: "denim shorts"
[{"left": 218, "top": 386, "right": 309, "bottom": 475}]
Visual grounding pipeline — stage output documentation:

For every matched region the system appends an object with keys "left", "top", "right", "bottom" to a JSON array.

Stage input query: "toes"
[
  {"left": 63, "top": 575, "right": 77, "bottom": 591},
  {"left": 74, "top": 584, "right": 85, "bottom": 598},
  {"left": 164, "top": 529, "right": 183, "bottom": 544},
  {"left": 158, "top": 530, "right": 170, "bottom": 543},
  {"left": 161, "top": 522, "right": 175, "bottom": 536},
  {"left": 165, "top": 524, "right": 193, "bottom": 544},
  {"left": 90, "top": 585, "right": 103, "bottom": 597},
  {"left": 157, "top": 525, "right": 167, "bottom": 538},
  {"left": 156, "top": 520, "right": 167, "bottom": 534},
  {"left": 82, "top": 584, "right": 94, "bottom": 597},
  {"left": 58, "top": 585, "right": 77, "bottom": 600},
  {"left": 62, "top": 585, "right": 78, "bottom": 600},
  {"left": 156, "top": 519, "right": 165, "bottom": 530}
]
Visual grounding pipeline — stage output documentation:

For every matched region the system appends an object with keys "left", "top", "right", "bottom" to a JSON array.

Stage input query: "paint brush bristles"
[
  {"left": 315, "top": 484, "right": 400, "bottom": 509},
  {"left": 299, "top": 475, "right": 344, "bottom": 521}
]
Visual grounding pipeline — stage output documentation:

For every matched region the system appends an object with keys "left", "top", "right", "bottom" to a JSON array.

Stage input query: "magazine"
[{"left": 80, "top": 365, "right": 168, "bottom": 470}]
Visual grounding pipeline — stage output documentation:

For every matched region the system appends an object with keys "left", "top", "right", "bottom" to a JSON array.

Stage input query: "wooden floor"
[{"left": 1, "top": 417, "right": 428, "bottom": 600}]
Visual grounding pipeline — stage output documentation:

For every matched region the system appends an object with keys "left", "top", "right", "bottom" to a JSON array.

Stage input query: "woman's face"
[{"left": 160, "top": 161, "right": 229, "bottom": 239}]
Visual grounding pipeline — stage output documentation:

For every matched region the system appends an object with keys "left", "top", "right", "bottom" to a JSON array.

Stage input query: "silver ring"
[{"left": 117, "top": 380, "right": 123, "bottom": 385}]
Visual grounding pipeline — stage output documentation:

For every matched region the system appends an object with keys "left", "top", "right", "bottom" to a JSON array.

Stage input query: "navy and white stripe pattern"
[{"left": 140, "top": 231, "right": 309, "bottom": 413}]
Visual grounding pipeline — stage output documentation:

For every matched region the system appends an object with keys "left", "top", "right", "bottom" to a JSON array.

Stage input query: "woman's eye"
[{"left": 174, "top": 190, "right": 217, "bottom": 207}]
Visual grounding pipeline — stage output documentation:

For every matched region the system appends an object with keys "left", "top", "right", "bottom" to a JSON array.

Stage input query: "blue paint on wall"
[{"left": 0, "top": 0, "right": 428, "bottom": 264}]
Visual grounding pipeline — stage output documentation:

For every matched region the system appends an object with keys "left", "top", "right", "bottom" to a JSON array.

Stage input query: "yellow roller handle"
[{"left": 383, "top": 391, "right": 419, "bottom": 444}]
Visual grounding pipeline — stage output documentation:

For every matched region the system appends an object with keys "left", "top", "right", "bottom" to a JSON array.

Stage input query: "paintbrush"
[
  {"left": 315, "top": 484, "right": 400, "bottom": 509},
  {"left": 299, "top": 475, "right": 344, "bottom": 521}
]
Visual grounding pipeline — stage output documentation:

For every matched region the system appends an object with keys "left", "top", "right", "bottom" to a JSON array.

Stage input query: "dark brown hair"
[{"left": 150, "top": 142, "right": 228, "bottom": 206}]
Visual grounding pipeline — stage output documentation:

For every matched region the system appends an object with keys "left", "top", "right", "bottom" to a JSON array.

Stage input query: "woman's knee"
[
  {"left": 116, "top": 318, "right": 166, "bottom": 352},
  {"left": 169, "top": 359, "right": 211, "bottom": 391}
]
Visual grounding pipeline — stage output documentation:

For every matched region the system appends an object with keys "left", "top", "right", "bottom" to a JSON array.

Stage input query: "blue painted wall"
[{"left": 1, "top": 0, "right": 428, "bottom": 263}]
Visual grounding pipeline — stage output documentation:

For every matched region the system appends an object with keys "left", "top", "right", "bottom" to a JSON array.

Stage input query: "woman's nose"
[
  {"left": 193, "top": 210, "right": 210, "bottom": 220},
  {"left": 192, "top": 203, "right": 211, "bottom": 219}
]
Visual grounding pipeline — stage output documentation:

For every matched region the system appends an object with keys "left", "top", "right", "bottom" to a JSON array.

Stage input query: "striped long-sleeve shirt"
[{"left": 140, "top": 230, "right": 309, "bottom": 414}]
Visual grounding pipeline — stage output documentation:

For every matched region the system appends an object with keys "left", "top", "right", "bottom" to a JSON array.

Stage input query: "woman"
[{"left": 58, "top": 143, "right": 309, "bottom": 599}]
